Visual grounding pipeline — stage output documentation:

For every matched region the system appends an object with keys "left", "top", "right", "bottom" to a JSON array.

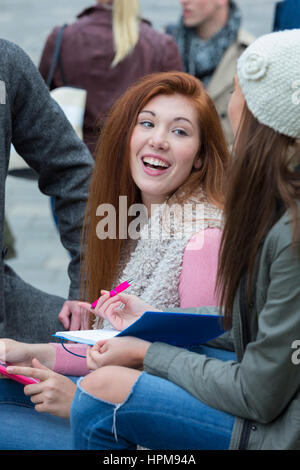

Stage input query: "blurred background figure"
[
  {"left": 273, "top": 0, "right": 300, "bottom": 30},
  {"left": 39, "top": 0, "right": 183, "bottom": 158},
  {"left": 166, "top": 0, "right": 254, "bottom": 147}
]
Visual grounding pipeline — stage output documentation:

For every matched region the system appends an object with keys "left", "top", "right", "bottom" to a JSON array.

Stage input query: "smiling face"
[{"left": 129, "top": 93, "right": 201, "bottom": 212}]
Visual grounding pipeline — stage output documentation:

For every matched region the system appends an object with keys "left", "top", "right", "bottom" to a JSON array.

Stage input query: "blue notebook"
[{"left": 54, "top": 311, "right": 225, "bottom": 347}]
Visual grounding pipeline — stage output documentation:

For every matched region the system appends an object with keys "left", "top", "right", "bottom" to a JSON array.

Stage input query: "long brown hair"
[
  {"left": 80, "top": 71, "right": 230, "bottom": 313},
  {"left": 216, "top": 104, "right": 300, "bottom": 329}
]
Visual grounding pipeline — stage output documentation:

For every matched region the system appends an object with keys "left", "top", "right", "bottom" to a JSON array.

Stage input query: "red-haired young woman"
[
  {"left": 68, "top": 30, "right": 300, "bottom": 451},
  {"left": 0, "top": 72, "right": 230, "bottom": 450}
]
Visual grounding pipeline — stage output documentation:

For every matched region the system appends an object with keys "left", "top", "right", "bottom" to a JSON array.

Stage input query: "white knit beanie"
[{"left": 237, "top": 29, "right": 300, "bottom": 139}]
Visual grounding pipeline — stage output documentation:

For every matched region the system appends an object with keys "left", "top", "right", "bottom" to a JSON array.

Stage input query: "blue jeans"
[
  {"left": 70, "top": 346, "right": 236, "bottom": 450},
  {"left": 0, "top": 376, "right": 78, "bottom": 450}
]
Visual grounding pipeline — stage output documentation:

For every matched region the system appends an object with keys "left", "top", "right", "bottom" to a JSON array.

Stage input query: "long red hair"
[{"left": 80, "top": 72, "right": 230, "bottom": 316}]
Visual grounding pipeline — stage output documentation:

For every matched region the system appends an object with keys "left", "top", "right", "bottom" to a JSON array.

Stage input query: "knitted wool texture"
[
  {"left": 237, "top": 29, "right": 300, "bottom": 139},
  {"left": 93, "top": 190, "right": 223, "bottom": 329}
]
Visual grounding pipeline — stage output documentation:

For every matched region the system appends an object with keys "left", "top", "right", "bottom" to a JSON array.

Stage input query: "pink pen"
[
  {"left": 91, "top": 278, "right": 133, "bottom": 309},
  {"left": 0, "top": 363, "right": 40, "bottom": 385}
]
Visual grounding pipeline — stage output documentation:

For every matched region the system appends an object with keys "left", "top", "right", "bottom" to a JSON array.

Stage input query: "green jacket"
[{"left": 144, "top": 210, "right": 300, "bottom": 450}]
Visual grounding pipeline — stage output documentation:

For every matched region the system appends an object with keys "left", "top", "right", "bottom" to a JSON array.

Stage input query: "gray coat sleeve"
[
  {"left": 8, "top": 41, "right": 94, "bottom": 299},
  {"left": 3, "top": 264, "right": 65, "bottom": 343},
  {"left": 144, "top": 243, "right": 300, "bottom": 424}
]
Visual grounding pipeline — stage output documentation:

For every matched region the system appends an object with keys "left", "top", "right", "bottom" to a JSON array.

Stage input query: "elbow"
[
  {"left": 240, "top": 385, "right": 280, "bottom": 424},
  {"left": 259, "top": 407, "right": 283, "bottom": 424},
  {"left": 246, "top": 401, "right": 281, "bottom": 424}
]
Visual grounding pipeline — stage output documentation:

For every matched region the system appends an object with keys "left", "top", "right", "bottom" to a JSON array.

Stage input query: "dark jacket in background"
[
  {"left": 273, "top": 0, "right": 300, "bottom": 30},
  {"left": 0, "top": 39, "right": 94, "bottom": 343},
  {"left": 39, "top": 4, "right": 184, "bottom": 156}
]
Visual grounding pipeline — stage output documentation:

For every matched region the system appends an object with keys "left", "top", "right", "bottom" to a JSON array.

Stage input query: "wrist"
[
  {"left": 31, "top": 344, "right": 56, "bottom": 370},
  {"left": 137, "top": 341, "right": 151, "bottom": 367}
]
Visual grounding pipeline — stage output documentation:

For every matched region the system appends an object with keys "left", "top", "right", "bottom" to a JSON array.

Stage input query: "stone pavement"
[{"left": 3, "top": 0, "right": 278, "bottom": 300}]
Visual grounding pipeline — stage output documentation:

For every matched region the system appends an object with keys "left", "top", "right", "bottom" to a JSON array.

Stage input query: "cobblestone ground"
[{"left": 3, "top": 0, "right": 278, "bottom": 298}]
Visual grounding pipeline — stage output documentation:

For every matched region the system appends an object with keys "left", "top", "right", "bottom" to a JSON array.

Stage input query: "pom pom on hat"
[{"left": 237, "top": 29, "right": 300, "bottom": 139}]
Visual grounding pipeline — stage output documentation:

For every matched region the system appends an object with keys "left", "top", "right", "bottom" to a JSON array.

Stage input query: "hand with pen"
[
  {"left": 58, "top": 279, "right": 159, "bottom": 332},
  {"left": 0, "top": 339, "right": 77, "bottom": 418},
  {"left": 78, "top": 291, "right": 159, "bottom": 331}
]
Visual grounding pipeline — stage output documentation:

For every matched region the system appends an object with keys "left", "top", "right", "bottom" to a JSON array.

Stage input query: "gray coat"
[
  {"left": 144, "top": 210, "right": 300, "bottom": 449},
  {"left": 0, "top": 39, "right": 94, "bottom": 343}
]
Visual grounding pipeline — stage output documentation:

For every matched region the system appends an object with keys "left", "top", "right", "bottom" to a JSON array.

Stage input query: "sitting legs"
[
  {"left": 70, "top": 363, "right": 235, "bottom": 450},
  {"left": 80, "top": 365, "right": 141, "bottom": 404}
]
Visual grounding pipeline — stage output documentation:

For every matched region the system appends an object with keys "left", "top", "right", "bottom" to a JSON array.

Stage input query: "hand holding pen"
[
  {"left": 90, "top": 278, "right": 134, "bottom": 309},
  {"left": 58, "top": 279, "right": 133, "bottom": 331},
  {"left": 78, "top": 281, "right": 157, "bottom": 331}
]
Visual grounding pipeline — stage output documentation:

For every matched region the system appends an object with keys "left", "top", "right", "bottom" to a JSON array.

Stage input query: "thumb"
[{"left": 93, "top": 339, "right": 108, "bottom": 351}]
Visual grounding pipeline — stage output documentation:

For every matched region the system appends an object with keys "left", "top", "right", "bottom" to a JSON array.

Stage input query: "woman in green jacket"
[{"left": 10, "top": 30, "right": 300, "bottom": 450}]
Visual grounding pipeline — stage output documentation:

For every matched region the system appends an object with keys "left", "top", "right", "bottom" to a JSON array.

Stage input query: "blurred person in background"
[
  {"left": 39, "top": 0, "right": 184, "bottom": 158},
  {"left": 273, "top": 0, "right": 300, "bottom": 30},
  {"left": 166, "top": 0, "right": 254, "bottom": 147}
]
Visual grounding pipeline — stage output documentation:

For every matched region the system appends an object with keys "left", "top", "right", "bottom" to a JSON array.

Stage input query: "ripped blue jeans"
[
  {"left": 0, "top": 376, "right": 78, "bottom": 450},
  {"left": 70, "top": 346, "right": 236, "bottom": 450}
]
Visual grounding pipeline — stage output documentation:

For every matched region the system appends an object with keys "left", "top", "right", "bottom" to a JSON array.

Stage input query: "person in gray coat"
[{"left": 0, "top": 39, "right": 94, "bottom": 343}]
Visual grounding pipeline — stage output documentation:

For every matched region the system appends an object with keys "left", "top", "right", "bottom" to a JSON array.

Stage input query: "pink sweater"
[{"left": 51, "top": 228, "right": 222, "bottom": 376}]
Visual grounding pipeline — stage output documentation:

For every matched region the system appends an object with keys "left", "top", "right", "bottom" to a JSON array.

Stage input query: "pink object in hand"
[
  {"left": 0, "top": 363, "right": 40, "bottom": 385},
  {"left": 91, "top": 279, "right": 133, "bottom": 309}
]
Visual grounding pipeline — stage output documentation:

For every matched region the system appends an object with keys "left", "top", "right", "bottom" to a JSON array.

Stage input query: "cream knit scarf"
[{"left": 94, "top": 189, "right": 223, "bottom": 329}]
